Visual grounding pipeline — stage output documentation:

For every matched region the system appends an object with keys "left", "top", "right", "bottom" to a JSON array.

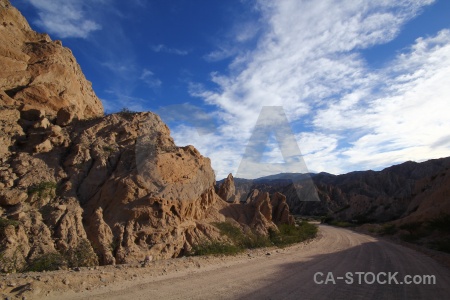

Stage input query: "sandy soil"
[{"left": 1, "top": 225, "right": 450, "bottom": 299}]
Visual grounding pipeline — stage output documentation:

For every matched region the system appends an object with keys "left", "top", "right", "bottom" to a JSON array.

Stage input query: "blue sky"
[{"left": 12, "top": 0, "right": 450, "bottom": 179}]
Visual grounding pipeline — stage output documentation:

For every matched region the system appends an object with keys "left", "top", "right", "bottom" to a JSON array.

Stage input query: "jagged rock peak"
[
  {"left": 0, "top": 1, "right": 104, "bottom": 120},
  {"left": 0, "top": 1, "right": 299, "bottom": 271},
  {"left": 0, "top": 0, "right": 11, "bottom": 8},
  {"left": 217, "top": 173, "right": 237, "bottom": 203}
]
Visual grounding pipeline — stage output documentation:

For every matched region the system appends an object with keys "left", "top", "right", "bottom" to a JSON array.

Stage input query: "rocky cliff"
[
  {"left": 216, "top": 174, "right": 296, "bottom": 230},
  {"left": 0, "top": 0, "right": 103, "bottom": 118},
  {"left": 0, "top": 1, "right": 295, "bottom": 272},
  {"left": 217, "top": 173, "right": 237, "bottom": 203},
  {"left": 225, "top": 157, "right": 450, "bottom": 224}
]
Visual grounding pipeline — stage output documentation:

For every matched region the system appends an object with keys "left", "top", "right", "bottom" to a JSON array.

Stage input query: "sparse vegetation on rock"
[
  {"left": 25, "top": 252, "right": 67, "bottom": 272},
  {"left": 0, "top": 1, "right": 302, "bottom": 270},
  {"left": 269, "top": 222, "right": 318, "bottom": 248},
  {"left": 189, "top": 220, "right": 317, "bottom": 256},
  {"left": 27, "top": 181, "right": 57, "bottom": 198}
]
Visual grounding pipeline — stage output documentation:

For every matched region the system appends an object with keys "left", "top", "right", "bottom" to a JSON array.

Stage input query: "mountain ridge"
[{"left": 217, "top": 156, "right": 450, "bottom": 224}]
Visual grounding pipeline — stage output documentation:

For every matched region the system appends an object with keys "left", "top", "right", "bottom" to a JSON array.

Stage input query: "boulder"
[
  {"left": 270, "top": 192, "right": 295, "bottom": 225},
  {"left": 0, "top": 189, "right": 27, "bottom": 206},
  {"left": 217, "top": 173, "right": 236, "bottom": 203},
  {"left": 56, "top": 106, "right": 76, "bottom": 126}
]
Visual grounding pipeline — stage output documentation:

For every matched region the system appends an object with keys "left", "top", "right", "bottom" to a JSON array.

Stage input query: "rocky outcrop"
[
  {"left": 220, "top": 189, "right": 295, "bottom": 235},
  {"left": 314, "top": 158, "right": 450, "bottom": 223},
  {"left": 0, "top": 1, "right": 296, "bottom": 271},
  {"left": 394, "top": 168, "right": 450, "bottom": 225},
  {"left": 0, "top": 0, "right": 103, "bottom": 120},
  {"left": 70, "top": 112, "right": 227, "bottom": 262},
  {"left": 270, "top": 192, "right": 295, "bottom": 226},
  {"left": 217, "top": 173, "right": 237, "bottom": 203},
  {"left": 0, "top": 110, "right": 231, "bottom": 270},
  {"left": 226, "top": 157, "right": 450, "bottom": 224}
]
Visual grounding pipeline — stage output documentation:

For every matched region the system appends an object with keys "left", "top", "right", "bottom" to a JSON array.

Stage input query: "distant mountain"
[{"left": 217, "top": 157, "right": 450, "bottom": 223}]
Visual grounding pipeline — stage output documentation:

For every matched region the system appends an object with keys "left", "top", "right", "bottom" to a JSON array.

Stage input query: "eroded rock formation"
[
  {"left": 224, "top": 158, "right": 450, "bottom": 224},
  {"left": 220, "top": 183, "right": 296, "bottom": 236},
  {"left": 0, "top": 1, "right": 297, "bottom": 271},
  {"left": 217, "top": 173, "right": 237, "bottom": 203},
  {"left": 0, "top": 0, "right": 103, "bottom": 120},
  {"left": 0, "top": 109, "right": 232, "bottom": 270}
]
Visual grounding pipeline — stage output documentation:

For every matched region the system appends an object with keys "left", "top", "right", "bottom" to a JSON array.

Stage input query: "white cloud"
[
  {"left": 150, "top": 44, "right": 189, "bottom": 56},
  {"left": 204, "top": 16, "right": 261, "bottom": 62},
  {"left": 336, "top": 30, "right": 450, "bottom": 170},
  {"left": 29, "top": 0, "right": 102, "bottom": 38},
  {"left": 101, "top": 61, "right": 132, "bottom": 74},
  {"left": 170, "top": 0, "right": 450, "bottom": 179},
  {"left": 140, "top": 69, "right": 162, "bottom": 88},
  {"left": 204, "top": 47, "right": 238, "bottom": 62}
]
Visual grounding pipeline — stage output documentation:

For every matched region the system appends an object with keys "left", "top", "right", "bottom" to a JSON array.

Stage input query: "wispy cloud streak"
[
  {"left": 28, "top": 0, "right": 102, "bottom": 38},
  {"left": 151, "top": 44, "right": 189, "bottom": 56},
  {"left": 171, "top": 0, "right": 450, "bottom": 179}
]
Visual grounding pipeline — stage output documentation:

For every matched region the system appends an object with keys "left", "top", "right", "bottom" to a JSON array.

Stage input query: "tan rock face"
[
  {"left": 248, "top": 190, "right": 276, "bottom": 234},
  {"left": 76, "top": 113, "right": 225, "bottom": 262},
  {"left": 0, "top": 189, "right": 28, "bottom": 206},
  {"left": 220, "top": 189, "right": 295, "bottom": 235},
  {"left": 395, "top": 170, "right": 450, "bottom": 225},
  {"left": 270, "top": 192, "right": 295, "bottom": 226},
  {"left": 0, "top": 1, "right": 295, "bottom": 270},
  {"left": 217, "top": 173, "right": 237, "bottom": 203},
  {"left": 0, "top": 111, "right": 229, "bottom": 266},
  {"left": 0, "top": 107, "right": 23, "bottom": 155},
  {"left": 56, "top": 106, "right": 77, "bottom": 126},
  {"left": 0, "top": 1, "right": 103, "bottom": 120}
]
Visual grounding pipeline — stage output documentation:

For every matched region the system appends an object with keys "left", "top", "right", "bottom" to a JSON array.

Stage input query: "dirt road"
[{"left": 52, "top": 225, "right": 450, "bottom": 300}]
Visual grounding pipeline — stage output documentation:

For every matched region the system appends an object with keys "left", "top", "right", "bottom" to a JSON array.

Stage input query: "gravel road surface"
[{"left": 56, "top": 225, "right": 450, "bottom": 300}]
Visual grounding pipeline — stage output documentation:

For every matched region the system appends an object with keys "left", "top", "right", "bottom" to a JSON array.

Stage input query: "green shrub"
[
  {"left": 213, "top": 222, "right": 271, "bottom": 249},
  {"left": 117, "top": 107, "right": 137, "bottom": 121},
  {"left": 2, "top": 240, "right": 99, "bottom": 273},
  {"left": 188, "top": 222, "right": 244, "bottom": 256},
  {"left": 0, "top": 246, "right": 25, "bottom": 273},
  {"left": 102, "top": 145, "right": 116, "bottom": 153},
  {"left": 26, "top": 252, "right": 67, "bottom": 272},
  {"left": 378, "top": 223, "right": 397, "bottom": 236},
  {"left": 0, "top": 217, "right": 20, "bottom": 233},
  {"left": 189, "top": 240, "right": 241, "bottom": 256},
  {"left": 65, "top": 239, "right": 98, "bottom": 268},
  {"left": 269, "top": 222, "right": 318, "bottom": 248},
  {"left": 240, "top": 233, "right": 272, "bottom": 249},
  {"left": 118, "top": 107, "right": 136, "bottom": 116},
  {"left": 189, "top": 221, "right": 318, "bottom": 256},
  {"left": 214, "top": 222, "right": 243, "bottom": 240},
  {"left": 27, "top": 181, "right": 57, "bottom": 198},
  {"left": 320, "top": 215, "right": 334, "bottom": 224}
]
